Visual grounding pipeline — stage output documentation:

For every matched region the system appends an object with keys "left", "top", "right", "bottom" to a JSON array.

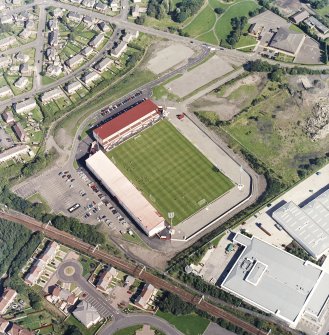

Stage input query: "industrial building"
[
  {"left": 221, "top": 233, "right": 329, "bottom": 329},
  {"left": 92, "top": 100, "right": 161, "bottom": 150},
  {"left": 86, "top": 151, "right": 166, "bottom": 237},
  {"left": 273, "top": 189, "right": 329, "bottom": 259}
]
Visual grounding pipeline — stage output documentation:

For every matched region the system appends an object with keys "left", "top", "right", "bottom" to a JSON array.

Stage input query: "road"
[
  {"left": 34, "top": 4, "right": 47, "bottom": 90},
  {"left": 100, "top": 315, "right": 184, "bottom": 335},
  {"left": 0, "top": 208, "right": 267, "bottom": 335}
]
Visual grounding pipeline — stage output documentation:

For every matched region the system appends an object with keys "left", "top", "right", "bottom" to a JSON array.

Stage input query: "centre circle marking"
[{"left": 64, "top": 265, "right": 75, "bottom": 276}]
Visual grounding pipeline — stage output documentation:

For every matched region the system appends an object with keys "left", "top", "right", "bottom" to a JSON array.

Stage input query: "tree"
[
  {"left": 64, "top": 325, "right": 82, "bottom": 335},
  {"left": 214, "top": 7, "right": 224, "bottom": 15},
  {"left": 28, "top": 292, "right": 42, "bottom": 310},
  {"left": 268, "top": 68, "right": 284, "bottom": 82},
  {"left": 135, "top": 15, "right": 145, "bottom": 25}
]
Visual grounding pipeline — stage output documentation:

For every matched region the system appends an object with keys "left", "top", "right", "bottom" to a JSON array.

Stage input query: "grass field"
[
  {"left": 108, "top": 120, "right": 233, "bottom": 225},
  {"left": 156, "top": 311, "right": 210, "bottom": 335},
  {"left": 113, "top": 325, "right": 142, "bottom": 335},
  {"left": 215, "top": 0, "right": 259, "bottom": 46},
  {"left": 181, "top": 0, "right": 259, "bottom": 46},
  {"left": 183, "top": 5, "right": 217, "bottom": 38}
]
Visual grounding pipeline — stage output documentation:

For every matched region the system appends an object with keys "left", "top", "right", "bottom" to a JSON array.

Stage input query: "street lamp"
[{"left": 168, "top": 212, "right": 175, "bottom": 227}]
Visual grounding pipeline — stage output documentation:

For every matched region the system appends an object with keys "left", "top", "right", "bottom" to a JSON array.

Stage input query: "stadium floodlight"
[{"left": 168, "top": 212, "right": 175, "bottom": 227}]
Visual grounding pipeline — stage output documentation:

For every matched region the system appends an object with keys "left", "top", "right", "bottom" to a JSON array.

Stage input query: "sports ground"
[{"left": 108, "top": 120, "right": 233, "bottom": 225}]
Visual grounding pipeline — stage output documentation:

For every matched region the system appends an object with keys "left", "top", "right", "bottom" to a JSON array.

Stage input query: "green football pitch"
[{"left": 108, "top": 120, "right": 233, "bottom": 225}]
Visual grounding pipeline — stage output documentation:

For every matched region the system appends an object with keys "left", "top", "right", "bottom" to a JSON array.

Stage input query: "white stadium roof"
[
  {"left": 272, "top": 189, "right": 329, "bottom": 259},
  {"left": 221, "top": 234, "right": 328, "bottom": 327},
  {"left": 86, "top": 151, "right": 166, "bottom": 236}
]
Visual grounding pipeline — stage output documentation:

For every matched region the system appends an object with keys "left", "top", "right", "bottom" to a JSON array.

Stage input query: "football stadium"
[{"left": 87, "top": 100, "right": 234, "bottom": 237}]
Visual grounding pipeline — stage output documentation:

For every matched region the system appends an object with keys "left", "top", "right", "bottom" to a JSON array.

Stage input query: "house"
[
  {"left": 89, "top": 34, "right": 104, "bottom": 48},
  {"left": 83, "top": 15, "right": 95, "bottom": 25},
  {"left": 46, "top": 64, "right": 62, "bottom": 76},
  {"left": 53, "top": 8, "right": 63, "bottom": 17},
  {"left": 38, "top": 241, "right": 58, "bottom": 263},
  {"left": 94, "top": 58, "right": 113, "bottom": 72},
  {"left": 111, "top": 42, "right": 127, "bottom": 58},
  {"left": 71, "top": 0, "right": 81, "bottom": 3},
  {"left": 14, "top": 98, "right": 36, "bottom": 114},
  {"left": 98, "top": 21, "right": 110, "bottom": 32},
  {"left": 290, "top": 10, "right": 309, "bottom": 24},
  {"left": 41, "top": 88, "right": 64, "bottom": 104},
  {"left": 0, "top": 318, "right": 35, "bottom": 335},
  {"left": 48, "top": 30, "right": 59, "bottom": 46},
  {"left": 0, "top": 15, "right": 13, "bottom": 24},
  {"left": 12, "top": 122, "right": 28, "bottom": 142},
  {"left": 95, "top": 1, "right": 107, "bottom": 11},
  {"left": 0, "top": 145, "right": 29, "bottom": 163},
  {"left": 0, "top": 85, "right": 13, "bottom": 98},
  {"left": 73, "top": 301, "right": 102, "bottom": 328},
  {"left": 45, "top": 48, "right": 56, "bottom": 61},
  {"left": 269, "top": 27, "right": 305, "bottom": 56},
  {"left": 14, "top": 77, "right": 28, "bottom": 89},
  {"left": 12, "top": 0, "right": 22, "bottom": 5},
  {"left": 47, "top": 286, "right": 78, "bottom": 306},
  {"left": 131, "top": 4, "right": 140, "bottom": 17},
  {"left": 81, "top": 46, "right": 93, "bottom": 57},
  {"left": 124, "top": 275, "right": 135, "bottom": 287},
  {"left": 67, "top": 12, "right": 82, "bottom": 22},
  {"left": 133, "top": 0, "right": 141, "bottom": 2},
  {"left": 25, "top": 20, "right": 34, "bottom": 30},
  {"left": 19, "top": 28, "right": 32, "bottom": 39},
  {"left": 19, "top": 63, "right": 29, "bottom": 74},
  {"left": 82, "top": 0, "right": 95, "bottom": 8},
  {"left": 110, "top": 0, "right": 119, "bottom": 11},
  {"left": 96, "top": 266, "right": 117, "bottom": 292},
  {"left": 0, "top": 56, "right": 11, "bottom": 69},
  {"left": 0, "top": 288, "right": 17, "bottom": 315},
  {"left": 16, "top": 52, "right": 29, "bottom": 63},
  {"left": 305, "top": 16, "right": 329, "bottom": 34},
  {"left": 0, "top": 36, "right": 16, "bottom": 50},
  {"left": 65, "top": 81, "right": 82, "bottom": 94},
  {"left": 135, "top": 283, "right": 155, "bottom": 309},
  {"left": 24, "top": 242, "right": 58, "bottom": 286},
  {"left": 65, "top": 54, "right": 84, "bottom": 68},
  {"left": 81, "top": 71, "right": 100, "bottom": 85},
  {"left": 2, "top": 111, "right": 15, "bottom": 124},
  {"left": 123, "top": 30, "right": 139, "bottom": 43},
  {"left": 48, "top": 18, "right": 58, "bottom": 31},
  {"left": 0, "top": 319, "right": 9, "bottom": 333}
]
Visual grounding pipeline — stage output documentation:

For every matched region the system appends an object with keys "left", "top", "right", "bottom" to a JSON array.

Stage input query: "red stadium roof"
[{"left": 93, "top": 100, "right": 159, "bottom": 140}]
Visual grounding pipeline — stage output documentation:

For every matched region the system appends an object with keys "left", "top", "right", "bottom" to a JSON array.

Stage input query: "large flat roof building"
[
  {"left": 92, "top": 100, "right": 161, "bottom": 150},
  {"left": 86, "top": 151, "right": 166, "bottom": 236},
  {"left": 273, "top": 189, "right": 329, "bottom": 259},
  {"left": 221, "top": 233, "right": 329, "bottom": 328}
]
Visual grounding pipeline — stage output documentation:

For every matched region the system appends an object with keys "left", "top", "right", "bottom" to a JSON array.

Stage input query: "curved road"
[{"left": 100, "top": 315, "right": 184, "bottom": 335}]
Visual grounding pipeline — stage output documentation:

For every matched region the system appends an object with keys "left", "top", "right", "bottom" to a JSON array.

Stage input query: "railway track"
[{"left": 0, "top": 209, "right": 266, "bottom": 335}]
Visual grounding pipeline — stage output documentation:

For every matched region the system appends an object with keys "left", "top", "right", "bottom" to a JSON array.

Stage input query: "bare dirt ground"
[
  {"left": 273, "top": 0, "right": 302, "bottom": 16},
  {"left": 191, "top": 73, "right": 266, "bottom": 121},
  {"left": 54, "top": 128, "right": 73, "bottom": 151},
  {"left": 146, "top": 43, "right": 194, "bottom": 75},
  {"left": 165, "top": 55, "right": 234, "bottom": 98}
]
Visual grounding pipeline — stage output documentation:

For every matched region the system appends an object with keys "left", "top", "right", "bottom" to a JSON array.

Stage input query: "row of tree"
[
  {"left": 226, "top": 16, "right": 248, "bottom": 46},
  {"left": 146, "top": 0, "right": 204, "bottom": 23}
]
